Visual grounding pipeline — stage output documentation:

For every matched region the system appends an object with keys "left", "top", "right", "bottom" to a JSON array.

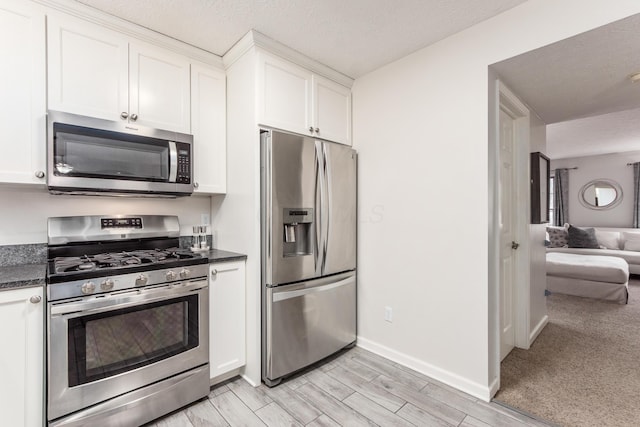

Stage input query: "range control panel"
[{"left": 101, "top": 217, "right": 143, "bottom": 229}]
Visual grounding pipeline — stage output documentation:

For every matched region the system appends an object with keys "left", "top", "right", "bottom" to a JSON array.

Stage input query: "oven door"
[{"left": 47, "top": 280, "right": 208, "bottom": 421}]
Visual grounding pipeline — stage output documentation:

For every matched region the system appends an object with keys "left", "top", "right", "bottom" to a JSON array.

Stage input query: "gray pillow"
[
  {"left": 546, "top": 226, "right": 568, "bottom": 248},
  {"left": 567, "top": 225, "right": 599, "bottom": 249}
]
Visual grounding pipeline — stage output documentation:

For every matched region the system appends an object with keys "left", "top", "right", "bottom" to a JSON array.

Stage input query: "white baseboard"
[
  {"left": 529, "top": 315, "right": 548, "bottom": 346},
  {"left": 356, "top": 336, "right": 492, "bottom": 401},
  {"left": 489, "top": 376, "right": 500, "bottom": 398}
]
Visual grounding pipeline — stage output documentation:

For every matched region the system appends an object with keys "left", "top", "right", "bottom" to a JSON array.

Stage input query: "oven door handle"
[{"left": 50, "top": 280, "right": 207, "bottom": 317}]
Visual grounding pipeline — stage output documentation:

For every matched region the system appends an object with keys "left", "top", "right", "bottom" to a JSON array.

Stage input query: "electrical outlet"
[
  {"left": 201, "top": 213, "right": 210, "bottom": 226},
  {"left": 384, "top": 306, "right": 393, "bottom": 322}
]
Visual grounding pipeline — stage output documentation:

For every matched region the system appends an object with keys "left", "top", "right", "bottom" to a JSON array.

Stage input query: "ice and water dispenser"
[{"left": 282, "top": 208, "right": 314, "bottom": 257}]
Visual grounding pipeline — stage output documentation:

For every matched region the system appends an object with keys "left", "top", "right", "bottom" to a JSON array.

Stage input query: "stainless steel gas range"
[{"left": 45, "top": 215, "right": 209, "bottom": 427}]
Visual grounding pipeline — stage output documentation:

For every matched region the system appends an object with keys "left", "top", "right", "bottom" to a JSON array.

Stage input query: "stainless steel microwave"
[{"left": 47, "top": 111, "right": 194, "bottom": 197}]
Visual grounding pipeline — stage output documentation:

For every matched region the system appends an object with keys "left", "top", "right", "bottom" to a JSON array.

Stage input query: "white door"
[
  {"left": 191, "top": 62, "right": 226, "bottom": 194},
  {"left": 129, "top": 42, "right": 191, "bottom": 133},
  {"left": 0, "top": 287, "right": 44, "bottom": 427},
  {"left": 312, "top": 75, "right": 352, "bottom": 145},
  {"left": 209, "top": 261, "right": 246, "bottom": 380},
  {"left": 499, "top": 108, "right": 517, "bottom": 361},
  {"left": 0, "top": 1, "right": 46, "bottom": 185},
  {"left": 256, "top": 51, "right": 312, "bottom": 136},
  {"left": 47, "top": 12, "right": 129, "bottom": 121}
]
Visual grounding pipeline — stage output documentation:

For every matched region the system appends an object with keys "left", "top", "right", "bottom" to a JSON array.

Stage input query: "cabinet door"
[
  {"left": 47, "top": 12, "right": 128, "bottom": 122},
  {"left": 256, "top": 52, "right": 312, "bottom": 136},
  {"left": 209, "top": 261, "right": 246, "bottom": 379},
  {"left": 312, "top": 75, "right": 352, "bottom": 145},
  {"left": 191, "top": 63, "right": 226, "bottom": 194},
  {"left": 0, "top": 287, "right": 44, "bottom": 427},
  {"left": 0, "top": 1, "right": 46, "bottom": 185},
  {"left": 130, "top": 42, "right": 191, "bottom": 133}
]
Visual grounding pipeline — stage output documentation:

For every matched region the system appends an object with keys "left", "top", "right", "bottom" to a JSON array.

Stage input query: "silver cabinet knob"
[
  {"left": 35, "top": 170, "right": 45, "bottom": 179},
  {"left": 308, "top": 126, "right": 314, "bottom": 132},
  {"left": 120, "top": 112, "right": 129, "bottom": 119},
  {"left": 81, "top": 282, "right": 96, "bottom": 295},
  {"left": 130, "top": 113, "right": 138, "bottom": 121},
  {"left": 100, "top": 279, "right": 115, "bottom": 291},
  {"left": 194, "top": 182, "right": 199, "bottom": 189},
  {"left": 314, "top": 127, "right": 320, "bottom": 133},
  {"left": 211, "top": 268, "right": 217, "bottom": 278},
  {"left": 179, "top": 269, "right": 191, "bottom": 279},
  {"left": 135, "top": 274, "right": 148, "bottom": 286},
  {"left": 29, "top": 295, "right": 41, "bottom": 304},
  {"left": 166, "top": 271, "right": 177, "bottom": 281}
]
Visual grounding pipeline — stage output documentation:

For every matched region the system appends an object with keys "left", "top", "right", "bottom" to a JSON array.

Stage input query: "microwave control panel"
[{"left": 176, "top": 142, "right": 191, "bottom": 184}]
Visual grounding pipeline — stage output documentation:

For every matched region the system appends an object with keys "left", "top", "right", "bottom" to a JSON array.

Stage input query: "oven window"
[
  {"left": 67, "top": 295, "right": 198, "bottom": 387},
  {"left": 54, "top": 126, "right": 169, "bottom": 181}
]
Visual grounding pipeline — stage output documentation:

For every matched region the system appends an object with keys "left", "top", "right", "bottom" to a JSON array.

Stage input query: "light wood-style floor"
[{"left": 149, "top": 347, "right": 553, "bottom": 427}]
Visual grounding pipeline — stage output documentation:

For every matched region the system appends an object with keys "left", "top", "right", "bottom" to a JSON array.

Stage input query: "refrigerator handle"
[
  {"left": 272, "top": 276, "right": 355, "bottom": 302},
  {"left": 314, "top": 141, "right": 325, "bottom": 276},
  {"left": 322, "top": 142, "right": 331, "bottom": 274}
]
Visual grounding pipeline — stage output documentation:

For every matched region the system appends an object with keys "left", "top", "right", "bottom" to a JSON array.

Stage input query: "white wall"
[
  {"left": 0, "top": 185, "right": 211, "bottom": 245},
  {"left": 551, "top": 151, "right": 640, "bottom": 227},
  {"left": 528, "top": 114, "right": 548, "bottom": 343},
  {"left": 352, "top": 0, "right": 640, "bottom": 400}
]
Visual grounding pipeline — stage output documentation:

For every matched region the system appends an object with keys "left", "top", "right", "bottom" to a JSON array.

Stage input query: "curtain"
[
  {"left": 554, "top": 168, "right": 569, "bottom": 226},
  {"left": 633, "top": 163, "right": 640, "bottom": 228}
]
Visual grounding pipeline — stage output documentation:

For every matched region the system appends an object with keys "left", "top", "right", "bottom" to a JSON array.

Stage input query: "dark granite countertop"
[
  {"left": 202, "top": 249, "right": 247, "bottom": 263},
  {"left": 0, "top": 264, "right": 47, "bottom": 291}
]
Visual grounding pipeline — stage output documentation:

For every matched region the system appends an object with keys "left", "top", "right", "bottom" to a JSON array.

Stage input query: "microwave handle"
[{"left": 169, "top": 141, "right": 178, "bottom": 183}]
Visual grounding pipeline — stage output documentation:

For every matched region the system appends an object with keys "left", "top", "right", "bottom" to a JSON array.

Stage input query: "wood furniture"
[{"left": 530, "top": 152, "right": 550, "bottom": 224}]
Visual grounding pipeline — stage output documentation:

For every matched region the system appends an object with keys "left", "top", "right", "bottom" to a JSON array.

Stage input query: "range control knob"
[
  {"left": 166, "top": 270, "right": 177, "bottom": 281},
  {"left": 101, "top": 279, "right": 115, "bottom": 291},
  {"left": 81, "top": 281, "right": 96, "bottom": 295},
  {"left": 135, "top": 274, "right": 148, "bottom": 286},
  {"left": 179, "top": 269, "right": 191, "bottom": 279}
]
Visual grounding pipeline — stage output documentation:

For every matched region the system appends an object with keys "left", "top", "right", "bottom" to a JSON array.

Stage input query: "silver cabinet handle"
[
  {"left": 194, "top": 182, "right": 199, "bottom": 189},
  {"left": 211, "top": 269, "right": 217, "bottom": 278},
  {"left": 308, "top": 126, "right": 314, "bottom": 132},
  {"left": 30, "top": 295, "right": 41, "bottom": 304},
  {"left": 314, "top": 127, "right": 320, "bottom": 133},
  {"left": 130, "top": 113, "right": 138, "bottom": 121},
  {"left": 120, "top": 112, "right": 129, "bottom": 119},
  {"left": 34, "top": 170, "right": 45, "bottom": 179}
]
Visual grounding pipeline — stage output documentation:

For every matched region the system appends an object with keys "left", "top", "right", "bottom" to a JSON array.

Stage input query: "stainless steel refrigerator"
[{"left": 261, "top": 129, "right": 357, "bottom": 386}]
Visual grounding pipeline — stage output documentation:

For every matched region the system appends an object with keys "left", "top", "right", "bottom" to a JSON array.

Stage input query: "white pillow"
[
  {"left": 623, "top": 232, "right": 640, "bottom": 251},
  {"left": 595, "top": 230, "right": 620, "bottom": 250}
]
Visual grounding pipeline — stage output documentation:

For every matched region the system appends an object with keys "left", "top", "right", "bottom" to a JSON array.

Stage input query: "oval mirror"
[{"left": 578, "top": 179, "right": 623, "bottom": 210}]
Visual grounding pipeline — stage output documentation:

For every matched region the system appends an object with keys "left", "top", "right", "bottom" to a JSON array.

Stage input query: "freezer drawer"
[{"left": 263, "top": 272, "right": 356, "bottom": 383}]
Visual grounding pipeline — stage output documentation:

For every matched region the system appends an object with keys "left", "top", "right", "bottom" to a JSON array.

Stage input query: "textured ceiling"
[
  {"left": 492, "top": 14, "right": 640, "bottom": 125},
  {"left": 492, "top": 13, "right": 640, "bottom": 159},
  {"left": 547, "top": 108, "right": 640, "bottom": 159},
  {"left": 74, "top": 0, "right": 526, "bottom": 78}
]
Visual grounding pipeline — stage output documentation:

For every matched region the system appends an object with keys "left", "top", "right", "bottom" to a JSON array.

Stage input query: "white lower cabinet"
[
  {"left": 0, "top": 286, "right": 44, "bottom": 427},
  {"left": 209, "top": 261, "right": 246, "bottom": 380}
]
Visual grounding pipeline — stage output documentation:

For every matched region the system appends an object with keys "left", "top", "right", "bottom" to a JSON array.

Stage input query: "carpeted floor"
[{"left": 495, "top": 278, "right": 640, "bottom": 427}]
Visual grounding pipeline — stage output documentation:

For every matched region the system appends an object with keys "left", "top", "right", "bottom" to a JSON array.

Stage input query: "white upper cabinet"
[
  {"left": 130, "top": 42, "right": 191, "bottom": 133},
  {"left": 256, "top": 51, "right": 352, "bottom": 145},
  {"left": 0, "top": 286, "right": 44, "bottom": 427},
  {"left": 191, "top": 62, "right": 226, "bottom": 194},
  {"left": 257, "top": 51, "right": 312, "bottom": 136},
  {"left": 312, "top": 75, "right": 352, "bottom": 146},
  {"left": 47, "top": 12, "right": 128, "bottom": 123},
  {"left": 48, "top": 13, "right": 191, "bottom": 133},
  {"left": 0, "top": 0, "right": 46, "bottom": 185}
]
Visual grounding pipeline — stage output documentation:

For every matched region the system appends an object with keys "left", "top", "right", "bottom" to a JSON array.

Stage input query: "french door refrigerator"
[{"left": 261, "top": 129, "right": 357, "bottom": 386}]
